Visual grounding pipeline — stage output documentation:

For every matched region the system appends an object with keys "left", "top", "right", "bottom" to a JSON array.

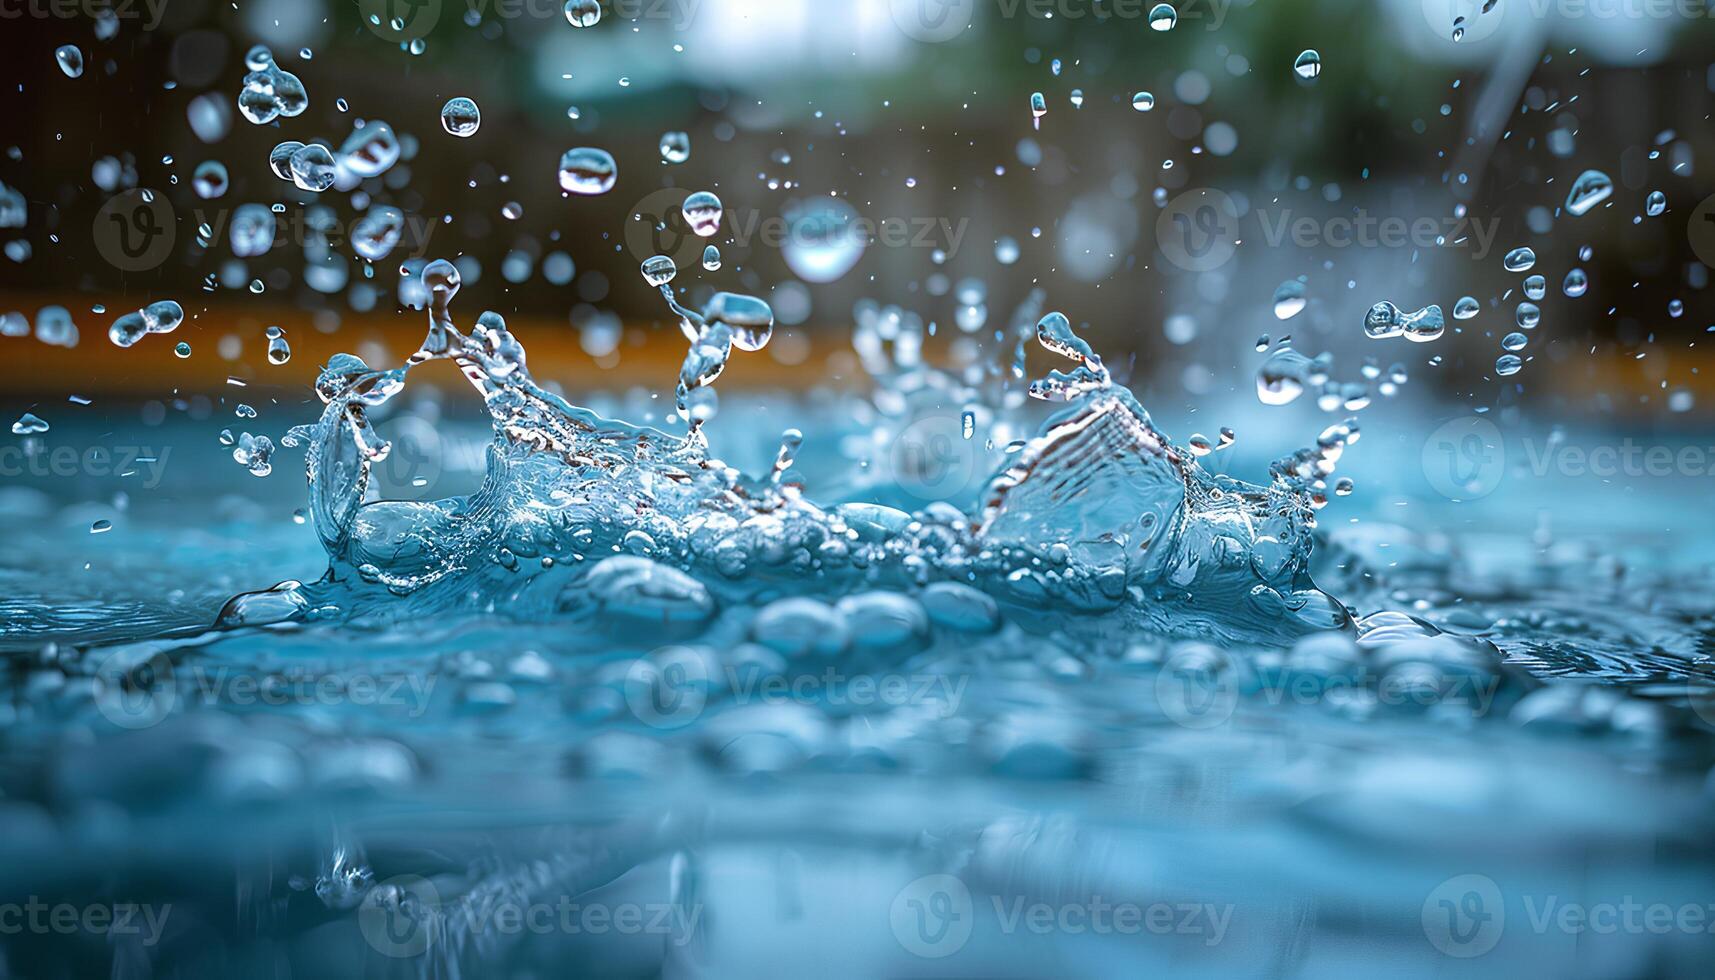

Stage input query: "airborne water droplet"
[
  {"left": 440, "top": 97, "right": 480, "bottom": 137},
  {"left": 1272, "top": 279, "right": 1307, "bottom": 320},
  {"left": 701, "top": 245, "right": 721, "bottom": 271},
  {"left": 55, "top": 45, "right": 84, "bottom": 79},
  {"left": 1564, "top": 169, "right": 1613, "bottom": 216},
  {"left": 1522, "top": 275, "right": 1545, "bottom": 301},
  {"left": 1502, "top": 246, "right": 1536, "bottom": 273},
  {"left": 1453, "top": 295, "right": 1480, "bottom": 320},
  {"left": 1645, "top": 190, "right": 1666, "bottom": 217},
  {"left": 565, "top": 0, "right": 602, "bottom": 27},
  {"left": 1132, "top": 91, "right": 1155, "bottom": 112},
  {"left": 682, "top": 191, "right": 723, "bottom": 238},
  {"left": 1495, "top": 354, "right": 1523, "bottom": 377},
  {"left": 1562, "top": 268, "right": 1588, "bottom": 297},
  {"left": 1293, "top": 50, "right": 1322, "bottom": 81},
  {"left": 557, "top": 147, "right": 617, "bottom": 195},
  {"left": 659, "top": 131, "right": 691, "bottom": 164},
  {"left": 641, "top": 254, "right": 677, "bottom": 287},
  {"left": 1148, "top": 3, "right": 1178, "bottom": 31}
]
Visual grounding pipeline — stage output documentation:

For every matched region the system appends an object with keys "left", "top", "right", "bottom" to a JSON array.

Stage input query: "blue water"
[{"left": 2, "top": 295, "right": 1713, "bottom": 978}]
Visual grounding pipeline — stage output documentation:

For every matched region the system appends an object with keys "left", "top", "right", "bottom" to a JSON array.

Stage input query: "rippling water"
[{"left": 3, "top": 290, "right": 1713, "bottom": 978}]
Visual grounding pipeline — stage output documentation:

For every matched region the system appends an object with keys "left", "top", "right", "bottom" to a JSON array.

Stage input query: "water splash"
[{"left": 221, "top": 281, "right": 1349, "bottom": 643}]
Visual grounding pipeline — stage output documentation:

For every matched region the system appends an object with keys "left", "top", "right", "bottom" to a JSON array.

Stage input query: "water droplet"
[
  {"left": 659, "top": 131, "right": 691, "bottom": 164},
  {"left": 995, "top": 236, "right": 1020, "bottom": 264},
  {"left": 288, "top": 143, "right": 338, "bottom": 193},
  {"left": 1148, "top": 3, "right": 1178, "bottom": 31},
  {"left": 1502, "top": 331, "right": 1528, "bottom": 351},
  {"left": 1516, "top": 302, "right": 1540, "bottom": 329},
  {"left": 641, "top": 254, "right": 677, "bottom": 288},
  {"left": 1132, "top": 91, "right": 1155, "bottom": 112},
  {"left": 1645, "top": 190, "right": 1666, "bottom": 216},
  {"left": 1453, "top": 295, "right": 1480, "bottom": 320},
  {"left": 1495, "top": 354, "right": 1523, "bottom": 376},
  {"left": 1564, "top": 169, "right": 1613, "bottom": 216},
  {"left": 192, "top": 160, "right": 228, "bottom": 200},
  {"left": 55, "top": 45, "right": 84, "bottom": 79},
  {"left": 1522, "top": 275, "right": 1545, "bottom": 300},
  {"left": 175, "top": 341, "right": 192, "bottom": 358},
  {"left": 268, "top": 328, "right": 292, "bottom": 365},
  {"left": 557, "top": 147, "right": 617, "bottom": 195},
  {"left": 1069, "top": 88, "right": 1084, "bottom": 109},
  {"left": 701, "top": 245, "right": 721, "bottom": 271},
  {"left": 1562, "top": 268, "right": 1588, "bottom": 297},
  {"left": 1293, "top": 50, "right": 1321, "bottom": 81},
  {"left": 1029, "top": 92, "right": 1047, "bottom": 120},
  {"left": 1502, "top": 246, "right": 1536, "bottom": 273},
  {"left": 1272, "top": 279, "right": 1307, "bottom": 320},
  {"left": 440, "top": 97, "right": 480, "bottom": 137},
  {"left": 564, "top": 0, "right": 602, "bottom": 27},
  {"left": 682, "top": 191, "right": 723, "bottom": 238},
  {"left": 12, "top": 411, "right": 48, "bottom": 434}
]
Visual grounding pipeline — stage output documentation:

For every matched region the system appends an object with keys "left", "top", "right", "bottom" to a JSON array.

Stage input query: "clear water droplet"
[
  {"left": 1293, "top": 50, "right": 1322, "bottom": 81},
  {"left": 1148, "top": 3, "right": 1178, "bottom": 31},
  {"left": 1132, "top": 91, "right": 1155, "bottom": 112},
  {"left": 682, "top": 191, "right": 723, "bottom": 238},
  {"left": 440, "top": 97, "right": 480, "bottom": 137},
  {"left": 1562, "top": 268, "right": 1588, "bottom": 297},
  {"left": 659, "top": 131, "right": 691, "bottom": 164},
  {"left": 1453, "top": 295, "right": 1480, "bottom": 320},
  {"left": 557, "top": 147, "right": 617, "bottom": 195},
  {"left": 564, "top": 0, "right": 602, "bottom": 27},
  {"left": 1495, "top": 354, "right": 1523, "bottom": 376},
  {"left": 1564, "top": 169, "right": 1613, "bottom": 216},
  {"left": 55, "top": 45, "right": 84, "bottom": 79},
  {"left": 1502, "top": 246, "right": 1536, "bottom": 273}
]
